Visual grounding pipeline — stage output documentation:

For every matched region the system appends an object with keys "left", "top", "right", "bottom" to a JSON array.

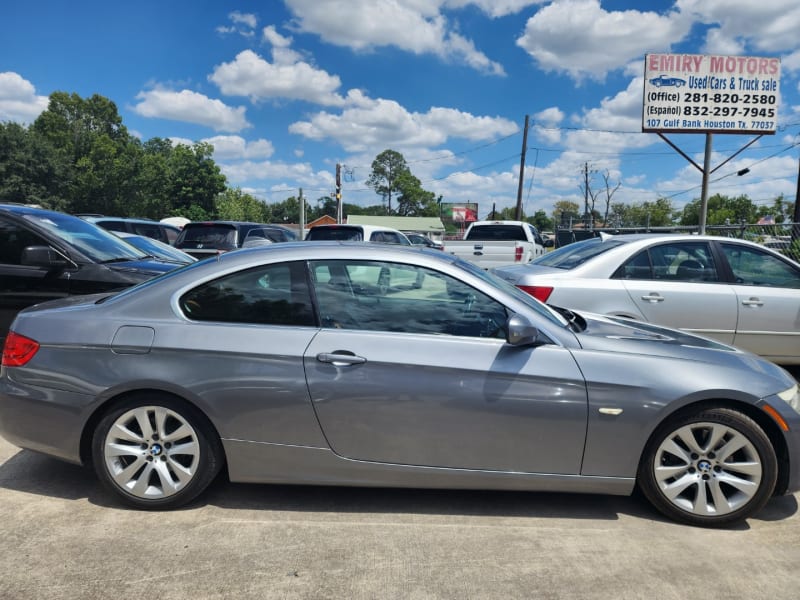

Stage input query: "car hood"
[{"left": 573, "top": 312, "right": 794, "bottom": 389}]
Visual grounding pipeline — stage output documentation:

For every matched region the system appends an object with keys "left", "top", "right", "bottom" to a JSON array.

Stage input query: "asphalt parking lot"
[{"left": 2, "top": 403, "right": 800, "bottom": 600}]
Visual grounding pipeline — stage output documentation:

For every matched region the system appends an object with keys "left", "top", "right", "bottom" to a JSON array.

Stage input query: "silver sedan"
[
  {"left": 0, "top": 242, "right": 798, "bottom": 527},
  {"left": 494, "top": 234, "right": 800, "bottom": 365}
]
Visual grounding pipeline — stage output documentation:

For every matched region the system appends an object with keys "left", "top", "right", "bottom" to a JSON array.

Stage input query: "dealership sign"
[{"left": 642, "top": 53, "right": 780, "bottom": 135}]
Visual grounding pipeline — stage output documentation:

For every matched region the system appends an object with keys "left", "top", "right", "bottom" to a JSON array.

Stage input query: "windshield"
[
  {"left": 453, "top": 257, "right": 569, "bottom": 327},
  {"left": 121, "top": 235, "right": 196, "bottom": 264},
  {"left": 306, "top": 226, "right": 363, "bottom": 241},
  {"left": 24, "top": 213, "right": 147, "bottom": 263},
  {"left": 465, "top": 224, "right": 527, "bottom": 241},
  {"left": 177, "top": 225, "right": 237, "bottom": 250},
  {"left": 532, "top": 236, "right": 627, "bottom": 269}
]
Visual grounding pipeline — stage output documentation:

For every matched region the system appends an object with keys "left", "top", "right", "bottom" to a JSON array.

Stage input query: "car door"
[
  {"left": 0, "top": 216, "right": 72, "bottom": 343},
  {"left": 304, "top": 259, "right": 588, "bottom": 474},
  {"left": 719, "top": 241, "right": 800, "bottom": 360},
  {"left": 619, "top": 240, "right": 738, "bottom": 343}
]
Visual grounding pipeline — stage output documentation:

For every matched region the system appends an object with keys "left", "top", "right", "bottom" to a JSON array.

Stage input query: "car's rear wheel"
[
  {"left": 91, "top": 394, "right": 223, "bottom": 510},
  {"left": 638, "top": 407, "right": 777, "bottom": 527}
]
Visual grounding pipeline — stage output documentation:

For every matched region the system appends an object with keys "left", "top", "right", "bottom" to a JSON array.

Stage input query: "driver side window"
[{"left": 310, "top": 260, "right": 508, "bottom": 338}]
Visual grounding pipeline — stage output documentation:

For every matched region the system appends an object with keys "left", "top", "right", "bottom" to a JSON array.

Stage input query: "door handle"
[
  {"left": 640, "top": 293, "right": 665, "bottom": 303},
  {"left": 316, "top": 352, "right": 367, "bottom": 366},
  {"left": 741, "top": 297, "right": 763, "bottom": 307}
]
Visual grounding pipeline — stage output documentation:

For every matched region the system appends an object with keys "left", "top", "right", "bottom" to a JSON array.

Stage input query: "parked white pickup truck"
[{"left": 442, "top": 220, "right": 546, "bottom": 268}]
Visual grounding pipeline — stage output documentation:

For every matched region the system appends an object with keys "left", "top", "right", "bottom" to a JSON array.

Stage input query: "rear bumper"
[{"left": 0, "top": 373, "right": 93, "bottom": 465}]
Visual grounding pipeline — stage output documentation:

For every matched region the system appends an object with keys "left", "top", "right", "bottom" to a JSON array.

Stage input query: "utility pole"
[
  {"left": 699, "top": 133, "right": 713, "bottom": 235},
  {"left": 793, "top": 154, "right": 800, "bottom": 244},
  {"left": 335, "top": 163, "right": 342, "bottom": 224},
  {"left": 299, "top": 187, "right": 305, "bottom": 239},
  {"left": 583, "top": 162, "right": 590, "bottom": 228},
  {"left": 515, "top": 114, "right": 529, "bottom": 220}
]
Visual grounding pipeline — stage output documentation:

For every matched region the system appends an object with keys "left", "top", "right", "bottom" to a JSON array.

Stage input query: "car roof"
[
  {"left": 309, "top": 224, "right": 406, "bottom": 234},
  {"left": 0, "top": 203, "right": 64, "bottom": 217},
  {"left": 83, "top": 215, "right": 161, "bottom": 225}
]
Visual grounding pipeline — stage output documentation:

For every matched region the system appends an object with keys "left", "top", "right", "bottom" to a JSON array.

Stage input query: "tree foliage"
[
  {"left": 366, "top": 149, "right": 409, "bottom": 214},
  {"left": 552, "top": 200, "right": 581, "bottom": 226},
  {"left": 609, "top": 198, "right": 676, "bottom": 227},
  {"left": 1, "top": 91, "right": 226, "bottom": 219}
]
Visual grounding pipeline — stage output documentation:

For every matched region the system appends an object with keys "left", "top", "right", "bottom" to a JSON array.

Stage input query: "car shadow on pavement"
[{"left": 0, "top": 447, "right": 796, "bottom": 529}]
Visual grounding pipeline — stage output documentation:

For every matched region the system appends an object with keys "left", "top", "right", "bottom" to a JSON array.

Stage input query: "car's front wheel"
[
  {"left": 91, "top": 394, "right": 223, "bottom": 509},
  {"left": 638, "top": 407, "right": 777, "bottom": 527}
]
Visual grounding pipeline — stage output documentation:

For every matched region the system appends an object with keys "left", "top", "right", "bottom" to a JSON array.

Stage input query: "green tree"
[
  {"left": 395, "top": 171, "right": 439, "bottom": 216},
  {"left": 552, "top": 200, "right": 580, "bottom": 226},
  {"left": 366, "top": 149, "right": 410, "bottom": 214},
  {"left": 678, "top": 194, "right": 757, "bottom": 226},
  {"left": 31, "top": 92, "right": 134, "bottom": 212},
  {"left": 0, "top": 122, "right": 67, "bottom": 209},
  {"left": 530, "top": 209, "right": 553, "bottom": 231},
  {"left": 216, "top": 188, "right": 272, "bottom": 222},
  {"left": 166, "top": 142, "right": 227, "bottom": 217},
  {"left": 610, "top": 197, "right": 675, "bottom": 227}
]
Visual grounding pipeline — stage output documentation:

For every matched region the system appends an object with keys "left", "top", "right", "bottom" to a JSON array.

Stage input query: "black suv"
[
  {"left": 175, "top": 221, "right": 297, "bottom": 259},
  {"left": 0, "top": 204, "right": 182, "bottom": 345}
]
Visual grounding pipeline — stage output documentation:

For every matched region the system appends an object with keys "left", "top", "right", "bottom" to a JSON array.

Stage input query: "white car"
[
  {"left": 305, "top": 224, "right": 411, "bottom": 245},
  {"left": 493, "top": 233, "right": 800, "bottom": 365}
]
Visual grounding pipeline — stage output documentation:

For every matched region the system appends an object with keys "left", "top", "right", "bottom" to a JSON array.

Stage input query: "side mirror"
[
  {"left": 506, "top": 314, "right": 540, "bottom": 346},
  {"left": 20, "top": 245, "right": 72, "bottom": 269},
  {"left": 543, "top": 238, "right": 555, "bottom": 248}
]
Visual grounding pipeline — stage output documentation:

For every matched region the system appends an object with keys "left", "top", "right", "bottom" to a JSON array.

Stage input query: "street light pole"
[
  {"left": 698, "top": 133, "right": 713, "bottom": 235},
  {"left": 515, "top": 115, "right": 529, "bottom": 221}
]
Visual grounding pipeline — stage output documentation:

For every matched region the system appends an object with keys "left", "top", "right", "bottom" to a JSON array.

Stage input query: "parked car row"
[{"left": 2, "top": 205, "right": 799, "bottom": 527}]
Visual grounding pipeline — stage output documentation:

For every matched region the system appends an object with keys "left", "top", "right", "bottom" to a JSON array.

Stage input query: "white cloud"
[
  {"left": 532, "top": 107, "right": 565, "bottom": 144},
  {"left": 132, "top": 89, "right": 250, "bottom": 132},
  {"left": 203, "top": 135, "right": 275, "bottom": 160},
  {"left": 217, "top": 11, "right": 257, "bottom": 37},
  {"left": 516, "top": 0, "right": 692, "bottom": 81},
  {"left": 229, "top": 11, "right": 257, "bottom": 29},
  {"left": 0, "top": 72, "right": 48, "bottom": 124},
  {"left": 444, "top": 0, "right": 545, "bottom": 18},
  {"left": 284, "top": 0, "right": 504, "bottom": 75},
  {"left": 168, "top": 137, "right": 195, "bottom": 147},
  {"left": 210, "top": 49, "right": 345, "bottom": 106},
  {"left": 677, "top": 0, "right": 800, "bottom": 54},
  {"left": 700, "top": 27, "right": 745, "bottom": 56},
  {"left": 220, "top": 159, "right": 332, "bottom": 194},
  {"left": 262, "top": 25, "right": 292, "bottom": 48},
  {"left": 289, "top": 89, "right": 517, "bottom": 153}
]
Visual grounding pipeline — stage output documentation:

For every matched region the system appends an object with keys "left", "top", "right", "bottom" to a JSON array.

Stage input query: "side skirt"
[{"left": 222, "top": 439, "right": 635, "bottom": 496}]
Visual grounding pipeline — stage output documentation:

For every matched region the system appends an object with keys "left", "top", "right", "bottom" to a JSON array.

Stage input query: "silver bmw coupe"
[{"left": 0, "top": 242, "right": 798, "bottom": 527}]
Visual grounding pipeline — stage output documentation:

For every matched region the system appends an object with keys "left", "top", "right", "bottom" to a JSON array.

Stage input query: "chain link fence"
[{"left": 554, "top": 222, "right": 800, "bottom": 262}]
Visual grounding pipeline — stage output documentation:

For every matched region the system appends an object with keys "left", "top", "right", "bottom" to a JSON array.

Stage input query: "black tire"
[
  {"left": 91, "top": 393, "right": 223, "bottom": 510},
  {"left": 638, "top": 407, "right": 777, "bottom": 527}
]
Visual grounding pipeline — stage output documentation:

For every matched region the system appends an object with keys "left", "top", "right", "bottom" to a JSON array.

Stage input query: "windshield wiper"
[{"left": 100, "top": 257, "right": 137, "bottom": 264}]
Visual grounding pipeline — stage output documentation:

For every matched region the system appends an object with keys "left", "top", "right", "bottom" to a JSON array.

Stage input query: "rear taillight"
[
  {"left": 517, "top": 285, "right": 553, "bottom": 303},
  {"left": 514, "top": 246, "right": 524, "bottom": 262},
  {"left": 2, "top": 331, "right": 40, "bottom": 367}
]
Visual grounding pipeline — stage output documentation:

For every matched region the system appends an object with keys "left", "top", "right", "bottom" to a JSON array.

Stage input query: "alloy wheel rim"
[
  {"left": 653, "top": 422, "right": 762, "bottom": 517},
  {"left": 103, "top": 406, "right": 200, "bottom": 500}
]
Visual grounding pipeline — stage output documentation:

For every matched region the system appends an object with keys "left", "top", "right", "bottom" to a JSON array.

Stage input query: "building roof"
[{"left": 345, "top": 215, "right": 445, "bottom": 233}]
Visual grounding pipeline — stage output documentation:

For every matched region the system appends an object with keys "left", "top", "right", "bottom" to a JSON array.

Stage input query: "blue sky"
[{"left": 3, "top": 0, "right": 800, "bottom": 220}]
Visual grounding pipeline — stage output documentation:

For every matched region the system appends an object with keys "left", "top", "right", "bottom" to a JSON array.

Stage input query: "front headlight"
[{"left": 778, "top": 384, "right": 800, "bottom": 413}]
